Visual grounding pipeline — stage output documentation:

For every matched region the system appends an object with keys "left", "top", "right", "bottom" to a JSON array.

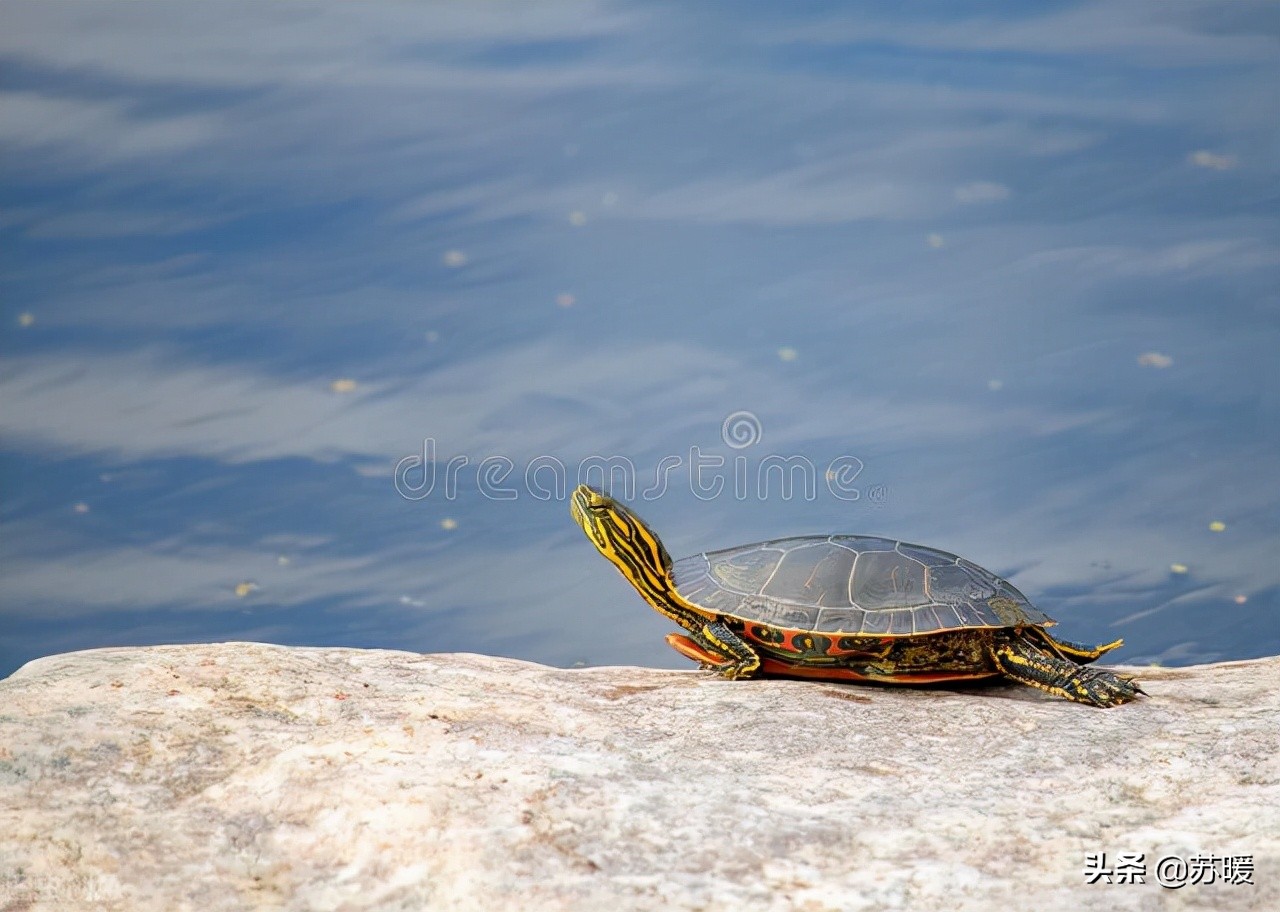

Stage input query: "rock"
[{"left": 1, "top": 644, "right": 1276, "bottom": 912}]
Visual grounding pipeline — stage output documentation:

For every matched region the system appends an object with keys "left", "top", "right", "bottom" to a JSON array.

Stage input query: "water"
[{"left": 2, "top": 2, "right": 1278, "bottom": 678}]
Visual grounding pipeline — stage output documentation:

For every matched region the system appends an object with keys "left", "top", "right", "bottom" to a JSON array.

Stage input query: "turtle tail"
[{"left": 1032, "top": 628, "right": 1125, "bottom": 665}]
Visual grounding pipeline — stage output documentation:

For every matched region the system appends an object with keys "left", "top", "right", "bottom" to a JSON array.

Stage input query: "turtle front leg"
[
  {"left": 676, "top": 622, "right": 761, "bottom": 680},
  {"left": 665, "top": 633, "right": 729, "bottom": 670},
  {"left": 991, "top": 635, "right": 1144, "bottom": 707}
]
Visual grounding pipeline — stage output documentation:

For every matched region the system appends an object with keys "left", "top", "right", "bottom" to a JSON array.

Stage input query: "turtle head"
[{"left": 571, "top": 484, "right": 674, "bottom": 582}]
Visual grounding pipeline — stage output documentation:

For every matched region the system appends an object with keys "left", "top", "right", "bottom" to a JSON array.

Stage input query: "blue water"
[{"left": 3, "top": 2, "right": 1278, "bottom": 678}]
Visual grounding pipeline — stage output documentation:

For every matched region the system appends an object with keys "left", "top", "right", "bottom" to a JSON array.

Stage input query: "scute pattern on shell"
[{"left": 670, "top": 535, "right": 1052, "bottom": 636}]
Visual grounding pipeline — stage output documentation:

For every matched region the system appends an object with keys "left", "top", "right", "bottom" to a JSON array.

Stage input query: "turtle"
[{"left": 570, "top": 484, "right": 1143, "bottom": 707}]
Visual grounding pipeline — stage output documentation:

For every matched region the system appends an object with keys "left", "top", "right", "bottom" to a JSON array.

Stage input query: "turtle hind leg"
[
  {"left": 1033, "top": 628, "right": 1124, "bottom": 664},
  {"left": 991, "top": 636, "right": 1144, "bottom": 707}
]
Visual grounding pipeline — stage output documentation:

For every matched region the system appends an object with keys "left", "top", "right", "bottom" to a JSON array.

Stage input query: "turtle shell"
[{"left": 670, "top": 535, "right": 1052, "bottom": 637}]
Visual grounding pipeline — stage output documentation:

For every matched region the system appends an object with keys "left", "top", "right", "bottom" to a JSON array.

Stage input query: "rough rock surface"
[{"left": 0, "top": 643, "right": 1275, "bottom": 912}]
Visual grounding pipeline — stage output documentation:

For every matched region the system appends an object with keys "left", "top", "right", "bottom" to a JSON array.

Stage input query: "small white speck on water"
[
  {"left": 17, "top": 312, "right": 35, "bottom": 327},
  {"left": 73, "top": 502, "right": 90, "bottom": 514},
  {"left": 987, "top": 379, "right": 1003, "bottom": 391},
  {"left": 425, "top": 330, "right": 440, "bottom": 343},
  {"left": 330, "top": 378, "right": 357, "bottom": 393},
  {"left": 568, "top": 210, "right": 587, "bottom": 227},
  {"left": 1189, "top": 150, "right": 1236, "bottom": 170},
  {"left": 1209, "top": 521, "right": 1226, "bottom": 532},
  {"left": 442, "top": 250, "right": 467, "bottom": 268},
  {"left": 556, "top": 293, "right": 576, "bottom": 308},
  {"left": 927, "top": 233, "right": 945, "bottom": 249},
  {"left": 440, "top": 518, "right": 458, "bottom": 531},
  {"left": 1233, "top": 594, "right": 1248, "bottom": 605},
  {"left": 1170, "top": 563, "right": 1189, "bottom": 575},
  {"left": 1138, "top": 352, "right": 1174, "bottom": 368},
  {"left": 234, "top": 581, "right": 260, "bottom": 598},
  {"left": 778, "top": 346, "right": 798, "bottom": 362}
]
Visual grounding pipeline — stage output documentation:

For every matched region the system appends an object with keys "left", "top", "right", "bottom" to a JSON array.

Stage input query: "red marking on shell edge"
[
  {"left": 665, "top": 633, "right": 997, "bottom": 686},
  {"left": 743, "top": 626, "right": 895, "bottom": 658},
  {"left": 758, "top": 657, "right": 997, "bottom": 685}
]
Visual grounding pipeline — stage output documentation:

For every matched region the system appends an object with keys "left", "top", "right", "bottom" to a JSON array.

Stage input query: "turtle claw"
[
  {"left": 1074, "top": 666, "right": 1145, "bottom": 707},
  {"left": 718, "top": 662, "right": 759, "bottom": 681}
]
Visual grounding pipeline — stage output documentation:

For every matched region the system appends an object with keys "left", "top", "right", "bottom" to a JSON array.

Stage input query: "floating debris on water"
[
  {"left": 1170, "top": 563, "right": 1189, "bottom": 575},
  {"left": 556, "top": 293, "right": 575, "bottom": 308},
  {"left": 1209, "top": 521, "right": 1226, "bottom": 532},
  {"left": 568, "top": 210, "right": 587, "bottom": 227},
  {"left": 330, "top": 378, "right": 358, "bottom": 393},
  {"left": 234, "top": 581, "right": 259, "bottom": 598},
  {"left": 17, "top": 312, "right": 35, "bottom": 327},
  {"left": 277, "top": 555, "right": 290, "bottom": 566},
  {"left": 440, "top": 517, "right": 458, "bottom": 531},
  {"left": 73, "top": 502, "right": 90, "bottom": 514},
  {"left": 1188, "top": 150, "right": 1237, "bottom": 171},
  {"left": 777, "top": 346, "right": 798, "bottom": 362},
  {"left": 1137, "top": 352, "right": 1174, "bottom": 368},
  {"left": 1234, "top": 594, "right": 1248, "bottom": 605},
  {"left": 442, "top": 250, "right": 467, "bottom": 268},
  {"left": 927, "top": 233, "right": 945, "bottom": 249},
  {"left": 987, "top": 379, "right": 1003, "bottom": 391}
]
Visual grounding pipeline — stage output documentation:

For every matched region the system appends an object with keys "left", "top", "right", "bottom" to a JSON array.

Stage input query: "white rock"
[{"left": 1, "top": 644, "right": 1276, "bottom": 911}]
